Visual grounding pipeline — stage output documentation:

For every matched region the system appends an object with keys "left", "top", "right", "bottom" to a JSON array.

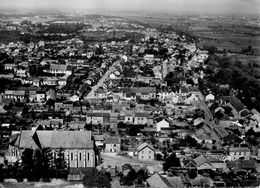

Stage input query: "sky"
[{"left": 0, "top": 0, "right": 259, "bottom": 15}]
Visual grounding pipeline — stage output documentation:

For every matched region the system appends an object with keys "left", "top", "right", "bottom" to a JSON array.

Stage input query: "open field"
[{"left": 99, "top": 153, "right": 163, "bottom": 172}]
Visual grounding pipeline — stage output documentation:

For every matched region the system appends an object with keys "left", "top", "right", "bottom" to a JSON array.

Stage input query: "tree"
[
  {"left": 163, "top": 153, "right": 181, "bottom": 171},
  {"left": 156, "top": 153, "right": 163, "bottom": 160},
  {"left": 136, "top": 169, "right": 148, "bottom": 184},
  {"left": 21, "top": 148, "right": 34, "bottom": 181},
  {"left": 121, "top": 168, "right": 137, "bottom": 186},
  {"left": 183, "top": 136, "right": 198, "bottom": 147},
  {"left": 83, "top": 167, "right": 111, "bottom": 188},
  {"left": 41, "top": 148, "right": 53, "bottom": 182},
  {"left": 0, "top": 164, "right": 3, "bottom": 182},
  {"left": 188, "top": 169, "right": 197, "bottom": 179},
  {"left": 54, "top": 148, "right": 67, "bottom": 171}
]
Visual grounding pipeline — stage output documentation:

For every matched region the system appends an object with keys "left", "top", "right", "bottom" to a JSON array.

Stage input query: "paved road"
[
  {"left": 196, "top": 92, "right": 215, "bottom": 129},
  {"left": 85, "top": 60, "right": 120, "bottom": 99}
]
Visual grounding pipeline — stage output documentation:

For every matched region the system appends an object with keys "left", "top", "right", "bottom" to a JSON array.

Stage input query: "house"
[
  {"left": 58, "top": 78, "right": 67, "bottom": 86},
  {"left": 86, "top": 112, "right": 110, "bottom": 125},
  {"left": 36, "top": 91, "right": 45, "bottom": 103},
  {"left": 104, "top": 136, "right": 121, "bottom": 153},
  {"left": 144, "top": 54, "right": 155, "bottom": 64},
  {"left": 229, "top": 147, "right": 250, "bottom": 161},
  {"left": 55, "top": 102, "right": 64, "bottom": 111},
  {"left": 146, "top": 173, "right": 184, "bottom": 188},
  {"left": 43, "top": 77, "right": 58, "bottom": 86},
  {"left": 122, "top": 87, "right": 156, "bottom": 101},
  {"left": 137, "top": 142, "right": 155, "bottom": 161},
  {"left": 182, "top": 159, "right": 197, "bottom": 169},
  {"left": 3, "top": 90, "right": 26, "bottom": 101},
  {"left": 94, "top": 88, "right": 107, "bottom": 99},
  {"left": 193, "top": 155, "right": 212, "bottom": 170},
  {"left": 133, "top": 112, "right": 149, "bottom": 125},
  {"left": 7, "top": 130, "right": 96, "bottom": 168},
  {"left": 68, "top": 121, "right": 85, "bottom": 131},
  {"left": 69, "top": 95, "right": 80, "bottom": 102},
  {"left": 208, "top": 156, "right": 227, "bottom": 170},
  {"left": 124, "top": 111, "right": 135, "bottom": 124},
  {"left": 220, "top": 96, "right": 247, "bottom": 116},
  {"left": 206, "top": 94, "right": 215, "bottom": 102},
  {"left": 46, "top": 63, "right": 72, "bottom": 75},
  {"left": 4, "top": 63, "right": 17, "bottom": 71},
  {"left": 156, "top": 119, "right": 170, "bottom": 132},
  {"left": 93, "top": 135, "right": 105, "bottom": 148},
  {"left": 193, "top": 118, "right": 205, "bottom": 127},
  {"left": 16, "top": 69, "right": 27, "bottom": 78}
]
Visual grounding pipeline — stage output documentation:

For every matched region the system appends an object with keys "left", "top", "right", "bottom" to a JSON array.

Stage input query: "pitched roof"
[
  {"left": 146, "top": 173, "right": 184, "bottom": 188},
  {"left": 135, "top": 112, "right": 149, "bottom": 117},
  {"left": 137, "top": 142, "right": 154, "bottom": 152},
  {"left": 194, "top": 155, "right": 211, "bottom": 167},
  {"left": 122, "top": 87, "right": 156, "bottom": 93},
  {"left": 105, "top": 136, "right": 120, "bottom": 144},
  {"left": 229, "top": 147, "right": 250, "bottom": 153},
  {"left": 87, "top": 112, "right": 110, "bottom": 118},
  {"left": 68, "top": 121, "right": 85, "bottom": 130},
  {"left": 146, "top": 173, "right": 172, "bottom": 188},
  {"left": 50, "top": 64, "right": 69, "bottom": 71},
  {"left": 221, "top": 96, "right": 245, "bottom": 112},
  {"left": 17, "top": 130, "right": 93, "bottom": 149}
]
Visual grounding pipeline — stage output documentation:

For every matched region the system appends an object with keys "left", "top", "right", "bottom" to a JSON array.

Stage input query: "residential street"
[{"left": 85, "top": 60, "right": 120, "bottom": 99}]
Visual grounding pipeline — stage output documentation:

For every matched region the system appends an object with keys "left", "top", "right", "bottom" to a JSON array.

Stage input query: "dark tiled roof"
[
  {"left": 87, "top": 112, "right": 110, "bottom": 118},
  {"left": 122, "top": 87, "right": 156, "bottom": 93},
  {"left": 221, "top": 96, "right": 245, "bottom": 112}
]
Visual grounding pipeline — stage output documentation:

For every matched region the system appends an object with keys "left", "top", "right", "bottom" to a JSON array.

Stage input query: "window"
[
  {"left": 149, "top": 156, "right": 151, "bottom": 159},
  {"left": 142, "top": 156, "right": 144, "bottom": 159},
  {"left": 88, "top": 153, "right": 90, "bottom": 161},
  {"left": 114, "top": 144, "right": 117, "bottom": 147},
  {"left": 149, "top": 151, "right": 151, "bottom": 154},
  {"left": 142, "top": 151, "right": 144, "bottom": 154},
  {"left": 79, "top": 153, "right": 82, "bottom": 161},
  {"left": 71, "top": 153, "right": 73, "bottom": 161},
  {"left": 128, "top": 117, "right": 131, "bottom": 120}
]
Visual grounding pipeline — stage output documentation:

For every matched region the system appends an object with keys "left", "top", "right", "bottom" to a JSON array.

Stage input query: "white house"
[
  {"left": 229, "top": 147, "right": 250, "bottom": 161},
  {"left": 104, "top": 137, "right": 121, "bottom": 153},
  {"left": 69, "top": 95, "right": 80, "bottom": 102},
  {"left": 36, "top": 92, "right": 45, "bottom": 103},
  {"left": 206, "top": 94, "right": 215, "bottom": 102},
  {"left": 137, "top": 142, "right": 155, "bottom": 161},
  {"left": 156, "top": 119, "right": 170, "bottom": 132}
]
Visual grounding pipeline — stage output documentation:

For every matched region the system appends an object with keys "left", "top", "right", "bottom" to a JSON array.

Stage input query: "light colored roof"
[
  {"left": 14, "top": 90, "right": 25, "bottom": 96},
  {"left": 251, "top": 114, "right": 260, "bottom": 122},
  {"left": 50, "top": 64, "right": 68, "bottom": 71},
  {"left": 146, "top": 173, "right": 183, "bottom": 188},
  {"left": 68, "top": 121, "right": 85, "bottom": 130},
  {"left": 18, "top": 130, "right": 93, "bottom": 149},
  {"left": 229, "top": 147, "right": 250, "bottom": 152},
  {"left": 5, "top": 90, "right": 14, "bottom": 95}
]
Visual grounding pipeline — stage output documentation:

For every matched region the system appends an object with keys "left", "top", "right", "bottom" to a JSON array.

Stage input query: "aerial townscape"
[{"left": 0, "top": 1, "right": 260, "bottom": 188}]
